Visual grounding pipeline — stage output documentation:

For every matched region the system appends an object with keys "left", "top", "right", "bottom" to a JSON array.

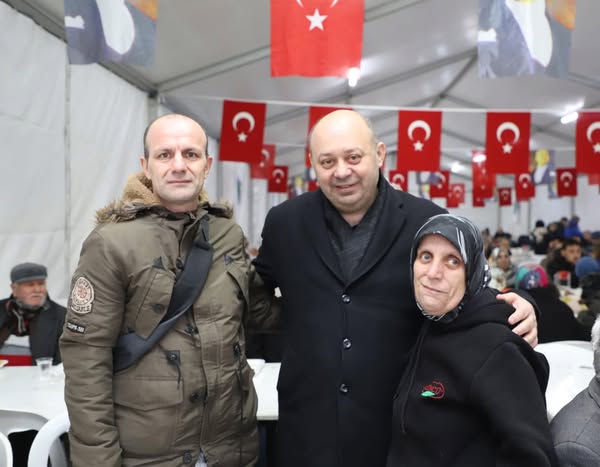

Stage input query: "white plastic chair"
[
  {"left": 0, "top": 431, "right": 13, "bottom": 467},
  {"left": 27, "top": 411, "right": 70, "bottom": 467}
]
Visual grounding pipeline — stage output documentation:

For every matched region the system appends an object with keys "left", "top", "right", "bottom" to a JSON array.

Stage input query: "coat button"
[
  {"left": 342, "top": 338, "right": 352, "bottom": 350},
  {"left": 152, "top": 303, "right": 165, "bottom": 314},
  {"left": 189, "top": 392, "right": 200, "bottom": 403},
  {"left": 167, "top": 352, "right": 178, "bottom": 361},
  {"left": 339, "top": 383, "right": 349, "bottom": 394},
  {"left": 341, "top": 294, "right": 351, "bottom": 304},
  {"left": 182, "top": 451, "right": 193, "bottom": 464}
]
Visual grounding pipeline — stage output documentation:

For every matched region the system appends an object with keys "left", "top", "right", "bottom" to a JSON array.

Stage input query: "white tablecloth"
[
  {"left": 0, "top": 359, "right": 279, "bottom": 436},
  {"left": 536, "top": 340, "right": 594, "bottom": 420}
]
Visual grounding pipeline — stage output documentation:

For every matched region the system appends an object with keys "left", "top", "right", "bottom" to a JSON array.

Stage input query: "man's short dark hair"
[
  {"left": 562, "top": 238, "right": 582, "bottom": 249},
  {"left": 143, "top": 114, "right": 209, "bottom": 159}
]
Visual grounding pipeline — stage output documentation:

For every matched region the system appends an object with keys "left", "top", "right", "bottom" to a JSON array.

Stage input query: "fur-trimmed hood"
[{"left": 95, "top": 172, "right": 232, "bottom": 224}]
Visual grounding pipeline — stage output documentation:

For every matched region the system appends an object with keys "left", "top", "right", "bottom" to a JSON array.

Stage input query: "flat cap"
[{"left": 10, "top": 262, "right": 47, "bottom": 284}]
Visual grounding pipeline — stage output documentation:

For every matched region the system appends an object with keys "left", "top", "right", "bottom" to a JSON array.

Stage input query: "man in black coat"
[{"left": 253, "top": 110, "right": 539, "bottom": 467}]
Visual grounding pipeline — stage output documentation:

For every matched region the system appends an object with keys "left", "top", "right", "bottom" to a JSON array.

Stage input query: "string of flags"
[{"left": 215, "top": 99, "right": 600, "bottom": 204}]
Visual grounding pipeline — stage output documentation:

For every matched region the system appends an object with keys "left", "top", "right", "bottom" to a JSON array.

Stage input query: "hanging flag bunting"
[
  {"left": 428, "top": 170, "right": 449, "bottom": 198},
  {"left": 556, "top": 168, "right": 577, "bottom": 196},
  {"left": 64, "top": 0, "right": 157, "bottom": 65},
  {"left": 447, "top": 183, "right": 465, "bottom": 208},
  {"left": 575, "top": 112, "right": 600, "bottom": 175},
  {"left": 589, "top": 173, "right": 600, "bottom": 185},
  {"left": 219, "top": 100, "right": 266, "bottom": 164},
  {"left": 307, "top": 180, "right": 319, "bottom": 191},
  {"left": 485, "top": 112, "right": 530, "bottom": 175},
  {"left": 396, "top": 111, "right": 442, "bottom": 172},
  {"left": 305, "top": 106, "right": 351, "bottom": 167},
  {"left": 250, "top": 144, "right": 276, "bottom": 179},
  {"left": 270, "top": 0, "right": 364, "bottom": 77},
  {"left": 473, "top": 193, "right": 486, "bottom": 208},
  {"left": 388, "top": 170, "right": 408, "bottom": 191},
  {"left": 471, "top": 150, "right": 495, "bottom": 198},
  {"left": 268, "top": 165, "right": 289, "bottom": 193},
  {"left": 498, "top": 187, "right": 512, "bottom": 206},
  {"left": 515, "top": 171, "right": 535, "bottom": 201},
  {"left": 477, "top": 0, "right": 575, "bottom": 79}
]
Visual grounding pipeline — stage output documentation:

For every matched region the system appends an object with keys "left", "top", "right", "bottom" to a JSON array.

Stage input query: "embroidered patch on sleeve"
[
  {"left": 70, "top": 276, "right": 95, "bottom": 314},
  {"left": 66, "top": 321, "right": 86, "bottom": 334}
]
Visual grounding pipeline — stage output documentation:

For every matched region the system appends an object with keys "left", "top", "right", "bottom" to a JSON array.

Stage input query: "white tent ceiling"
[{"left": 5, "top": 0, "right": 600, "bottom": 183}]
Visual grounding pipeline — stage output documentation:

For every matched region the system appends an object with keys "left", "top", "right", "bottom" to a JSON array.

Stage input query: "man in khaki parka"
[{"left": 60, "top": 114, "right": 275, "bottom": 467}]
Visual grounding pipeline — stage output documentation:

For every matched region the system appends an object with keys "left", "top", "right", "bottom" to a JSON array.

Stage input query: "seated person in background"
[
  {"left": 551, "top": 315, "right": 600, "bottom": 466},
  {"left": 0, "top": 262, "right": 66, "bottom": 466},
  {"left": 546, "top": 238, "right": 583, "bottom": 287},
  {"left": 386, "top": 214, "right": 556, "bottom": 467},
  {"left": 575, "top": 257, "right": 600, "bottom": 338},
  {"left": 532, "top": 219, "right": 548, "bottom": 254},
  {"left": 563, "top": 215, "right": 584, "bottom": 242},
  {"left": 488, "top": 247, "right": 517, "bottom": 289},
  {"left": 0, "top": 262, "right": 65, "bottom": 365},
  {"left": 515, "top": 264, "right": 588, "bottom": 343}
]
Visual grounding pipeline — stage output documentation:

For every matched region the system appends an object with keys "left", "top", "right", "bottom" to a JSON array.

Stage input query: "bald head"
[
  {"left": 308, "top": 110, "right": 378, "bottom": 158},
  {"left": 143, "top": 114, "right": 208, "bottom": 159}
]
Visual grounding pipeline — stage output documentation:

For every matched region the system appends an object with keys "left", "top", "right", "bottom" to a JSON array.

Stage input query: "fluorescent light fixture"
[
  {"left": 347, "top": 67, "right": 360, "bottom": 88},
  {"left": 560, "top": 111, "right": 579, "bottom": 124},
  {"left": 472, "top": 153, "right": 486, "bottom": 163},
  {"left": 451, "top": 161, "right": 463, "bottom": 173}
]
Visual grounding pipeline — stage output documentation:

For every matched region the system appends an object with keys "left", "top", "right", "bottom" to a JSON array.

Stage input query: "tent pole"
[{"left": 64, "top": 60, "right": 72, "bottom": 297}]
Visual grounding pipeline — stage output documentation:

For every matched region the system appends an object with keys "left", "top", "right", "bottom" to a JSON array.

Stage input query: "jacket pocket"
[
  {"left": 127, "top": 264, "right": 175, "bottom": 339},
  {"left": 225, "top": 261, "right": 249, "bottom": 311},
  {"left": 113, "top": 377, "right": 183, "bottom": 456}
]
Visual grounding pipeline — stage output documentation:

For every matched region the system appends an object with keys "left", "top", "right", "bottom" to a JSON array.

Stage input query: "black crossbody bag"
[{"left": 113, "top": 216, "right": 213, "bottom": 372}]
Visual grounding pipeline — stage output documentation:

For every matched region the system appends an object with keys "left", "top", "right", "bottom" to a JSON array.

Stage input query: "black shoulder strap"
[{"left": 113, "top": 216, "right": 213, "bottom": 372}]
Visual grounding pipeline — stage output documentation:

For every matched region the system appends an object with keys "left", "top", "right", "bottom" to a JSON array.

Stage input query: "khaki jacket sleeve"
[
  {"left": 60, "top": 230, "right": 126, "bottom": 467},
  {"left": 245, "top": 263, "right": 281, "bottom": 332}
]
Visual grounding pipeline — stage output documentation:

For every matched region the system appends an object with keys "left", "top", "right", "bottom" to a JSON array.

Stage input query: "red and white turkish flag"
[
  {"left": 268, "top": 165, "right": 288, "bottom": 193},
  {"left": 446, "top": 183, "right": 465, "bottom": 208},
  {"left": 305, "top": 106, "right": 350, "bottom": 167},
  {"left": 396, "top": 110, "right": 442, "bottom": 172},
  {"left": 270, "top": 0, "right": 364, "bottom": 77},
  {"left": 429, "top": 170, "right": 449, "bottom": 198},
  {"left": 498, "top": 187, "right": 512, "bottom": 206},
  {"left": 471, "top": 150, "right": 495, "bottom": 198},
  {"left": 388, "top": 170, "right": 408, "bottom": 191},
  {"left": 556, "top": 168, "right": 577, "bottom": 196},
  {"left": 307, "top": 180, "right": 319, "bottom": 191},
  {"left": 485, "top": 112, "right": 530, "bottom": 174},
  {"left": 575, "top": 112, "right": 600, "bottom": 174},
  {"left": 514, "top": 171, "right": 535, "bottom": 201},
  {"left": 219, "top": 100, "right": 266, "bottom": 163},
  {"left": 250, "top": 145, "right": 276, "bottom": 179},
  {"left": 472, "top": 193, "right": 485, "bottom": 208}
]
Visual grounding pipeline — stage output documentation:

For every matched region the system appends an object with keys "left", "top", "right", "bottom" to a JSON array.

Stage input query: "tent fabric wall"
[
  {"left": 0, "top": 3, "right": 148, "bottom": 303},
  {"left": 0, "top": 2, "right": 67, "bottom": 303}
]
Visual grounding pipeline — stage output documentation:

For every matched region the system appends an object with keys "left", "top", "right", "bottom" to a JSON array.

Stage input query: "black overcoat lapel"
[
  {"left": 303, "top": 190, "right": 345, "bottom": 284},
  {"left": 349, "top": 183, "right": 407, "bottom": 285}
]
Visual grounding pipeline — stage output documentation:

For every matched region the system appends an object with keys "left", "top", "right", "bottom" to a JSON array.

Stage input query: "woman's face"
[
  {"left": 413, "top": 235, "right": 467, "bottom": 317},
  {"left": 495, "top": 251, "right": 511, "bottom": 270}
]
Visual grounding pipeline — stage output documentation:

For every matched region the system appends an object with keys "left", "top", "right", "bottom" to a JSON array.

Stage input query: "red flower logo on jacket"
[{"left": 421, "top": 381, "right": 445, "bottom": 399}]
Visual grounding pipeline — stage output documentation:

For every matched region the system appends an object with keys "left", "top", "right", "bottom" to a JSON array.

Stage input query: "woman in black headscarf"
[{"left": 386, "top": 214, "right": 557, "bottom": 467}]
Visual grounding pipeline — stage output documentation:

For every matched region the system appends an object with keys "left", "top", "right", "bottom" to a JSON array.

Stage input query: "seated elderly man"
[
  {"left": 551, "top": 315, "right": 600, "bottom": 465},
  {"left": 0, "top": 262, "right": 65, "bottom": 365}
]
